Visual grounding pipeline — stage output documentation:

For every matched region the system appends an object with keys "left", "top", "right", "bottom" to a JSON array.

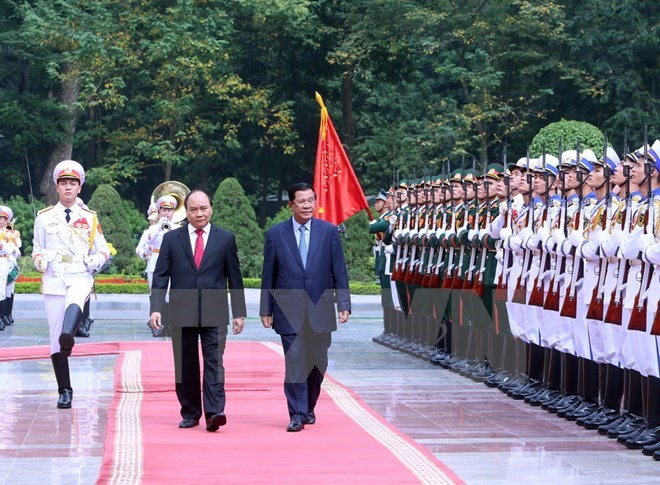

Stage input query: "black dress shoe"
[
  {"left": 304, "top": 412, "right": 316, "bottom": 425},
  {"left": 287, "top": 419, "right": 304, "bottom": 432},
  {"left": 75, "top": 327, "right": 89, "bottom": 338},
  {"left": 607, "top": 415, "right": 645, "bottom": 439},
  {"left": 625, "top": 426, "right": 660, "bottom": 449},
  {"left": 178, "top": 418, "right": 200, "bottom": 428},
  {"left": 57, "top": 389, "right": 73, "bottom": 409},
  {"left": 206, "top": 413, "right": 227, "bottom": 432},
  {"left": 643, "top": 439, "right": 660, "bottom": 456}
]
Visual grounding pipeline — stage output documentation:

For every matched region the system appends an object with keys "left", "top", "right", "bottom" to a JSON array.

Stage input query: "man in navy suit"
[
  {"left": 149, "top": 189, "right": 246, "bottom": 431},
  {"left": 260, "top": 182, "right": 351, "bottom": 432}
]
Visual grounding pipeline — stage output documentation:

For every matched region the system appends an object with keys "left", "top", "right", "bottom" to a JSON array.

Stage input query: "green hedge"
[{"left": 16, "top": 276, "right": 380, "bottom": 295}]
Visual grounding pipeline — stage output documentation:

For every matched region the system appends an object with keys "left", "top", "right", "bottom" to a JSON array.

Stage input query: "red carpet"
[{"left": 1, "top": 341, "right": 462, "bottom": 484}]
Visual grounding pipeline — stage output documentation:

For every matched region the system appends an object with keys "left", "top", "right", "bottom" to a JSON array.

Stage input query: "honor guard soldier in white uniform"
[
  {"left": 0, "top": 205, "right": 21, "bottom": 330},
  {"left": 32, "top": 160, "right": 110, "bottom": 409},
  {"left": 136, "top": 195, "right": 177, "bottom": 337}
]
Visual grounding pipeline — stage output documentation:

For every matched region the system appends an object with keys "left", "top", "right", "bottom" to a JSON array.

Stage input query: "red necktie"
[{"left": 194, "top": 229, "right": 204, "bottom": 268}]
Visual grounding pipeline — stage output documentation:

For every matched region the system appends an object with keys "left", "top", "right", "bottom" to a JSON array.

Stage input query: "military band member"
[
  {"left": 32, "top": 160, "right": 110, "bottom": 409},
  {"left": 0, "top": 205, "right": 21, "bottom": 330}
]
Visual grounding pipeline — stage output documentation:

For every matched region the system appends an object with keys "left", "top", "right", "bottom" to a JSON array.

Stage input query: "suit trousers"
[
  {"left": 280, "top": 323, "right": 331, "bottom": 420},
  {"left": 171, "top": 324, "right": 228, "bottom": 421}
]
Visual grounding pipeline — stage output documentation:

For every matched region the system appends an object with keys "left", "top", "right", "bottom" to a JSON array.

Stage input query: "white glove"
[
  {"left": 478, "top": 228, "right": 488, "bottom": 240},
  {"left": 601, "top": 228, "right": 624, "bottom": 258},
  {"left": 589, "top": 227, "right": 607, "bottom": 246},
  {"left": 551, "top": 228, "right": 565, "bottom": 245},
  {"left": 619, "top": 227, "right": 644, "bottom": 259},
  {"left": 34, "top": 255, "right": 48, "bottom": 272},
  {"left": 518, "top": 226, "right": 533, "bottom": 241},
  {"left": 524, "top": 234, "right": 540, "bottom": 251},
  {"left": 384, "top": 245, "right": 394, "bottom": 254},
  {"left": 567, "top": 228, "right": 583, "bottom": 247},
  {"left": 508, "top": 235, "right": 523, "bottom": 253},
  {"left": 499, "top": 227, "right": 512, "bottom": 241},
  {"left": 542, "top": 236, "right": 556, "bottom": 254},
  {"left": 86, "top": 253, "right": 107, "bottom": 272},
  {"left": 468, "top": 229, "right": 478, "bottom": 242}
]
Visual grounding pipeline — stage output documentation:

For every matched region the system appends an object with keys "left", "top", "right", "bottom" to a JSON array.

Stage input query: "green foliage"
[
  {"left": 0, "top": 195, "right": 47, "bottom": 256},
  {"left": 341, "top": 210, "right": 375, "bottom": 283},
  {"left": 87, "top": 184, "right": 135, "bottom": 273},
  {"left": 530, "top": 120, "right": 604, "bottom": 158},
  {"left": 264, "top": 205, "right": 293, "bottom": 230},
  {"left": 212, "top": 178, "right": 264, "bottom": 278}
]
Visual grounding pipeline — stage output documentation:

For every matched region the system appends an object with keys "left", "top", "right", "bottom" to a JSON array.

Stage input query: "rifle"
[
  {"left": 403, "top": 188, "right": 421, "bottom": 285},
  {"left": 428, "top": 180, "right": 449, "bottom": 288},
  {"left": 560, "top": 141, "right": 583, "bottom": 318},
  {"left": 512, "top": 149, "right": 534, "bottom": 304},
  {"left": 587, "top": 135, "right": 611, "bottom": 320},
  {"left": 463, "top": 159, "right": 480, "bottom": 290},
  {"left": 629, "top": 128, "right": 653, "bottom": 332},
  {"left": 604, "top": 164, "right": 632, "bottom": 325},
  {"left": 544, "top": 140, "right": 566, "bottom": 311},
  {"left": 495, "top": 172, "right": 513, "bottom": 300},
  {"left": 442, "top": 173, "right": 458, "bottom": 289},
  {"left": 452, "top": 172, "right": 471, "bottom": 290},
  {"left": 529, "top": 148, "right": 551, "bottom": 306},
  {"left": 391, "top": 190, "right": 406, "bottom": 282},
  {"left": 474, "top": 164, "right": 492, "bottom": 298},
  {"left": 413, "top": 183, "right": 433, "bottom": 286}
]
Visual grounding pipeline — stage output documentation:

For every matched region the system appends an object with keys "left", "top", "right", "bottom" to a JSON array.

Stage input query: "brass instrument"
[
  {"left": 151, "top": 181, "right": 190, "bottom": 227},
  {"left": 158, "top": 218, "right": 172, "bottom": 233}
]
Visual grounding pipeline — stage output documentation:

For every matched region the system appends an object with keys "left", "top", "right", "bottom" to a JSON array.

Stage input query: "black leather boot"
[
  {"left": 6, "top": 293, "right": 14, "bottom": 324},
  {"left": 59, "top": 304, "right": 84, "bottom": 357},
  {"left": 51, "top": 352, "right": 72, "bottom": 409}
]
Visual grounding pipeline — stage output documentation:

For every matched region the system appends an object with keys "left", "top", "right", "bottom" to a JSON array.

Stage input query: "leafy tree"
[
  {"left": 530, "top": 120, "right": 604, "bottom": 158},
  {"left": 212, "top": 177, "right": 263, "bottom": 278},
  {"left": 87, "top": 184, "right": 135, "bottom": 273},
  {"left": 340, "top": 210, "right": 374, "bottom": 282}
]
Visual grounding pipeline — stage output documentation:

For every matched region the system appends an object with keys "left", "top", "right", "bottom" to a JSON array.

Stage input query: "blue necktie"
[
  {"left": 298, "top": 225, "right": 307, "bottom": 268},
  {"left": 64, "top": 208, "right": 71, "bottom": 223}
]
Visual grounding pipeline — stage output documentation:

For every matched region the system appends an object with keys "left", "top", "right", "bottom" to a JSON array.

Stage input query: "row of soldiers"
[{"left": 370, "top": 138, "right": 660, "bottom": 460}]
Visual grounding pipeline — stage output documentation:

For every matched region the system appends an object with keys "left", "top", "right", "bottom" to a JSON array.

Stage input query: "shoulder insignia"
[{"left": 38, "top": 206, "right": 54, "bottom": 214}]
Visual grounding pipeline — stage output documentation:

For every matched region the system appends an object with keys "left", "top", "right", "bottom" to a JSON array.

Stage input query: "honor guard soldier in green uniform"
[{"left": 371, "top": 188, "right": 395, "bottom": 344}]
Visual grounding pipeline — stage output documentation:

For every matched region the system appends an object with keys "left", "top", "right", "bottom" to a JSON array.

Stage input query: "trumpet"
[
  {"left": 5, "top": 218, "right": 16, "bottom": 231},
  {"left": 158, "top": 217, "right": 172, "bottom": 233}
]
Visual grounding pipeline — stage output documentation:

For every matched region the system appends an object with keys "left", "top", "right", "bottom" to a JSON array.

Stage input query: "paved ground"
[{"left": 0, "top": 292, "right": 657, "bottom": 484}]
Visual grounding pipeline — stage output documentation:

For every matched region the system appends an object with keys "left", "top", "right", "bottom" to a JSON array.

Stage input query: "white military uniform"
[
  {"left": 0, "top": 207, "right": 21, "bottom": 306},
  {"left": 33, "top": 203, "right": 109, "bottom": 353}
]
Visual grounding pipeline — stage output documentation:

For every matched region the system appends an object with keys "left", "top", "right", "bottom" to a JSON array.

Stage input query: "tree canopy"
[{"left": 0, "top": 0, "right": 657, "bottom": 206}]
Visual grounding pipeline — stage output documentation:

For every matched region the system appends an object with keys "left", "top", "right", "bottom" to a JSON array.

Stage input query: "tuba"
[{"left": 151, "top": 181, "right": 190, "bottom": 227}]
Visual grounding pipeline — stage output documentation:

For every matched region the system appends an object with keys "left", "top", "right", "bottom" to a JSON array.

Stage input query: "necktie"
[
  {"left": 298, "top": 225, "right": 307, "bottom": 268},
  {"left": 64, "top": 208, "right": 71, "bottom": 223},
  {"left": 194, "top": 229, "right": 204, "bottom": 268}
]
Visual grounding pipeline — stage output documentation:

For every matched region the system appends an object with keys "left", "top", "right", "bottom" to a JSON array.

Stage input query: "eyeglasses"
[{"left": 292, "top": 198, "right": 316, "bottom": 207}]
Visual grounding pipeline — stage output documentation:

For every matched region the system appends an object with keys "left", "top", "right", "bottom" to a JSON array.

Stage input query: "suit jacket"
[
  {"left": 260, "top": 217, "right": 350, "bottom": 334},
  {"left": 150, "top": 224, "right": 246, "bottom": 327}
]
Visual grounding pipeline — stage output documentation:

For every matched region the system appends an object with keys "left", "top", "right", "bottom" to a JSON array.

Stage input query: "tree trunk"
[
  {"left": 40, "top": 73, "right": 80, "bottom": 204},
  {"left": 342, "top": 67, "right": 356, "bottom": 155}
]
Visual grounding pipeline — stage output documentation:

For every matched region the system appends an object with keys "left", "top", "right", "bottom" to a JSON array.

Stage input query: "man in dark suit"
[
  {"left": 260, "top": 182, "right": 351, "bottom": 432},
  {"left": 149, "top": 189, "right": 246, "bottom": 432}
]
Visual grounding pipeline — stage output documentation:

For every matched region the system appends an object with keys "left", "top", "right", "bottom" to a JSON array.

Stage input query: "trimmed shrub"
[
  {"left": 212, "top": 178, "right": 263, "bottom": 278},
  {"left": 87, "top": 184, "right": 135, "bottom": 273},
  {"left": 530, "top": 120, "right": 604, "bottom": 159}
]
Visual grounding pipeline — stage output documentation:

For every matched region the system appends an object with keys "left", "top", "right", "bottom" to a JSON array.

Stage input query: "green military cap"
[
  {"left": 398, "top": 179, "right": 409, "bottom": 189},
  {"left": 462, "top": 169, "right": 479, "bottom": 183},
  {"left": 387, "top": 186, "right": 396, "bottom": 196},
  {"left": 431, "top": 174, "right": 444, "bottom": 187},
  {"left": 449, "top": 169, "right": 463, "bottom": 183},
  {"left": 376, "top": 188, "right": 388, "bottom": 201},
  {"left": 485, "top": 163, "right": 504, "bottom": 180}
]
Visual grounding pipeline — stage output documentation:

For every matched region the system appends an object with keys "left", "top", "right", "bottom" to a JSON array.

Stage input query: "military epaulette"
[
  {"left": 38, "top": 206, "right": 54, "bottom": 214},
  {"left": 80, "top": 207, "right": 97, "bottom": 215}
]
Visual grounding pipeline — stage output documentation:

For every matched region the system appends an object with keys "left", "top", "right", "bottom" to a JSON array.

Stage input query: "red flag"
[{"left": 313, "top": 92, "right": 372, "bottom": 225}]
